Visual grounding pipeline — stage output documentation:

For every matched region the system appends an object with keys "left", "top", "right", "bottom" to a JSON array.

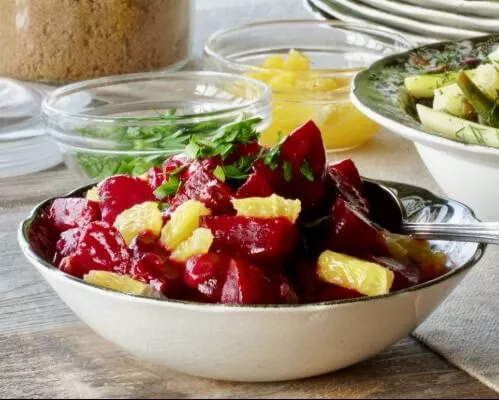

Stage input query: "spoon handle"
[{"left": 401, "top": 222, "right": 499, "bottom": 244}]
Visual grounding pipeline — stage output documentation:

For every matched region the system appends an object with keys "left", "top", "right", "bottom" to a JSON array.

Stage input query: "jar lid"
[{"left": 0, "top": 78, "right": 53, "bottom": 141}]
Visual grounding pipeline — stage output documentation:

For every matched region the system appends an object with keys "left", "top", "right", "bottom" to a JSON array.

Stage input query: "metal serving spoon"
[{"left": 363, "top": 179, "right": 499, "bottom": 245}]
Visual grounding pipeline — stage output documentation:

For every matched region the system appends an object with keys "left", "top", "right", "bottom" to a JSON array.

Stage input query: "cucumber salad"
[{"left": 404, "top": 47, "right": 499, "bottom": 148}]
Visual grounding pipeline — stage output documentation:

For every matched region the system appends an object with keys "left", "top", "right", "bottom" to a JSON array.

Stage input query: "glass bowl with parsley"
[{"left": 41, "top": 71, "right": 272, "bottom": 183}]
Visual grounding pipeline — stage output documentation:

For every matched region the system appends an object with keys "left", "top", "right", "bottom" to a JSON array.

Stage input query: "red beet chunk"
[
  {"left": 201, "top": 216, "right": 297, "bottom": 263},
  {"left": 220, "top": 258, "right": 281, "bottom": 305},
  {"left": 328, "top": 159, "right": 369, "bottom": 215},
  {"left": 53, "top": 228, "right": 81, "bottom": 266},
  {"left": 28, "top": 211, "right": 59, "bottom": 262},
  {"left": 277, "top": 274, "right": 299, "bottom": 304},
  {"left": 129, "top": 232, "right": 184, "bottom": 296},
  {"left": 326, "top": 198, "right": 388, "bottom": 259},
  {"left": 289, "top": 258, "right": 319, "bottom": 303},
  {"left": 59, "top": 221, "right": 131, "bottom": 278},
  {"left": 253, "top": 120, "right": 327, "bottom": 208},
  {"left": 171, "top": 167, "right": 234, "bottom": 214},
  {"left": 235, "top": 173, "right": 274, "bottom": 198},
  {"left": 372, "top": 256, "right": 421, "bottom": 291},
  {"left": 185, "top": 158, "right": 222, "bottom": 180},
  {"left": 49, "top": 198, "right": 100, "bottom": 232},
  {"left": 314, "top": 287, "right": 363, "bottom": 302},
  {"left": 163, "top": 154, "right": 191, "bottom": 177},
  {"left": 225, "top": 142, "right": 262, "bottom": 164},
  {"left": 146, "top": 166, "right": 165, "bottom": 191},
  {"left": 98, "top": 175, "right": 156, "bottom": 224},
  {"left": 184, "top": 253, "right": 230, "bottom": 302}
]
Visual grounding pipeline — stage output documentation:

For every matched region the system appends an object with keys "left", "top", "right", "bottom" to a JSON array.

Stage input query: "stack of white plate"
[
  {"left": 306, "top": 0, "right": 499, "bottom": 45},
  {"left": 0, "top": 78, "right": 62, "bottom": 178}
]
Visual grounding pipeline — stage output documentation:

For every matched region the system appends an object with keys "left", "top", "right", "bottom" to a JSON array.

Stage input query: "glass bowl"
[
  {"left": 204, "top": 20, "right": 415, "bottom": 152},
  {"left": 41, "top": 71, "right": 272, "bottom": 183}
]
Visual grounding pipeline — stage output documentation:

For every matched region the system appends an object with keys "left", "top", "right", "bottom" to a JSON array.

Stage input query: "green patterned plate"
[{"left": 351, "top": 34, "right": 499, "bottom": 156}]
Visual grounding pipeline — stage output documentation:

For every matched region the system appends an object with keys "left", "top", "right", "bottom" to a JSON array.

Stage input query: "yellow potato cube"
[
  {"left": 160, "top": 200, "right": 211, "bottom": 251},
  {"left": 85, "top": 186, "right": 100, "bottom": 202},
  {"left": 83, "top": 270, "right": 163, "bottom": 298},
  {"left": 317, "top": 251, "right": 394, "bottom": 296},
  {"left": 170, "top": 228, "right": 214, "bottom": 263},
  {"left": 283, "top": 49, "right": 311, "bottom": 70},
  {"left": 263, "top": 54, "right": 285, "bottom": 69},
  {"left": 113, "top": 201, "right": 163, "bottom": 245},
  {"left": 269, "top": 71, "right": 298, "bottom": 92},
  {"left": 295, "top": 77, "right": 340, "bottom": 92},
  {"left": 244, "top": 71, "right": 273, "bottom": 84},
  {"left": 232, "top": 194, "right": 301, "bottom": 223}
]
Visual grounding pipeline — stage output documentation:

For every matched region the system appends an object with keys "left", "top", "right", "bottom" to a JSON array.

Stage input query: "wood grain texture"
[{"left": 1, "top": 325, "right": 497, "bottom": 399}]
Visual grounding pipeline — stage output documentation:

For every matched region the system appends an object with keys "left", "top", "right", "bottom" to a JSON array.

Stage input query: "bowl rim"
[
  {"left": 17, "top": 181, "right": 487, "bottom": 312},
  {"left": 41, "top": 70, "right": 272, "bottom": 126},
  {"left": 350, "top": 34, "right": 499, "bottom": 157},
  {"left": 203, "top": 19, "right": 417, "bottom": 80}
]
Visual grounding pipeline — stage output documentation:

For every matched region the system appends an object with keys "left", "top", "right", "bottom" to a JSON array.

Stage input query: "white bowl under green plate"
[
  {"left": 351, "top": 34, "right": 499, "bottom": 221},
  {"left": 18, "top": 181, "right": 485, "bottom": 382}
]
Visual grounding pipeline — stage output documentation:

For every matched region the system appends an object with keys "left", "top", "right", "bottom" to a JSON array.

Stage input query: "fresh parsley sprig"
[
  {"left": 185, "top": 117, "right": 262, "bottom": 161},
  {"left": 153, "top": 164, "right": 187, "bottom": 199}
]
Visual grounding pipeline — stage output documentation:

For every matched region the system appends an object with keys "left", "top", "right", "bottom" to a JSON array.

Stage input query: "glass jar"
[{"left": 0, "top": 0, "right": 193, "bottom": 84}]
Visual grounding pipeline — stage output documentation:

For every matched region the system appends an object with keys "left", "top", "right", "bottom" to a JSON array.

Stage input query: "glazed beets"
[
  {"left": 220, "top": 258, "right": 281, "bottom": 305},
  {"left": 53, "top": 228, "right": 81, "bottom": 266},
  {"left": 328, "top": 159, "right": 369, "bottom": 215},
  {"left": 235, "top": 173, "right": 273, "bottom": 198},
  {"left": 28, "top": 212, "right": 59, "bottom": 262},
  {"left": 184, "top": 253, "right": 230, "bottom": 302},
  {"left": 254, "top": 120, "right": 327, "bottom": 208},
  {"left": 59, "top": 221, "right": 130, "bottom": 278},
  {"left": 201, "top": 216, "right": 297, "bottom": 263},
  {"left": 129, "top": 232, "right": 183, "bottom": 296},
  {"left": 98, "top": 175, "right": 156, "bottom": 224},
  {"left": 326, "top": 198, "right": 388, "bottom": 259},
  {"left": 171, "top": 167, "right": 234, "bottom": 214},
  {"left": 314, "top": 287, "right": 363, "bottom": 302},
  {"left": 373, "top": 257, "right": 421, "bottom": 291},
  {"left": 49, "top": 198, "right": 100, "bottom": 232},
  {"left": 146, "top": 166, "right": 165, "bottom": 191}
]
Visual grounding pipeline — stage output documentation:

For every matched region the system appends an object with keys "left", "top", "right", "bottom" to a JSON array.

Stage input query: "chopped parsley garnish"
[
  {"left": 222, "top": 156, "right": 258, "bottom": 180},
  {"left": 159, "top": 202, "right": 171, "bottom": 211},
  {"left": 154, "top": 175, "right": 182, "bottom": 199},
  {"left": 213, "top": 165, "right": 226, "bottom": 182},
  {"left": 185, "top": 117, "right": 262, "bottom": 161},
  {"left": 300, "top": 160, "right": 315, "bottom": 182},
  {"left": 75, "top": 110, "right": 258, "bottom": 181},
  {"left": 283, "top": 161, "right": 292, "bottom": 183},
  {"left": 169, "top": 165, "right": 187, "bottom": 176},
  {"left": 263, "top": 145, "right": 281, "bottom": 171}
]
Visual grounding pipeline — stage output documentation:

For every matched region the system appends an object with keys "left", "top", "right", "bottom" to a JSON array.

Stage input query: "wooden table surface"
[{"left": 1, "top": 1, "right": 498, "bottom": 398}]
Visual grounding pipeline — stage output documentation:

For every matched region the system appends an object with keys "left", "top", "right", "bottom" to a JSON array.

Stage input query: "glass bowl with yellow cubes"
[{"left": 204, "top": 20, "right": 415, "bottom": 151}]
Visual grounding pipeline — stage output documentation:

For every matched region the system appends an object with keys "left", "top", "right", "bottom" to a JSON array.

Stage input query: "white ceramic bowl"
[
  {"left": 352, "top": 93, "right": 499, "bottom": 222},
  {"left": 350, "top": 34, "right": 499, "bottom": 221},
  {"left": 18, "top": 182, "right": 485, "bottom": 382}
]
